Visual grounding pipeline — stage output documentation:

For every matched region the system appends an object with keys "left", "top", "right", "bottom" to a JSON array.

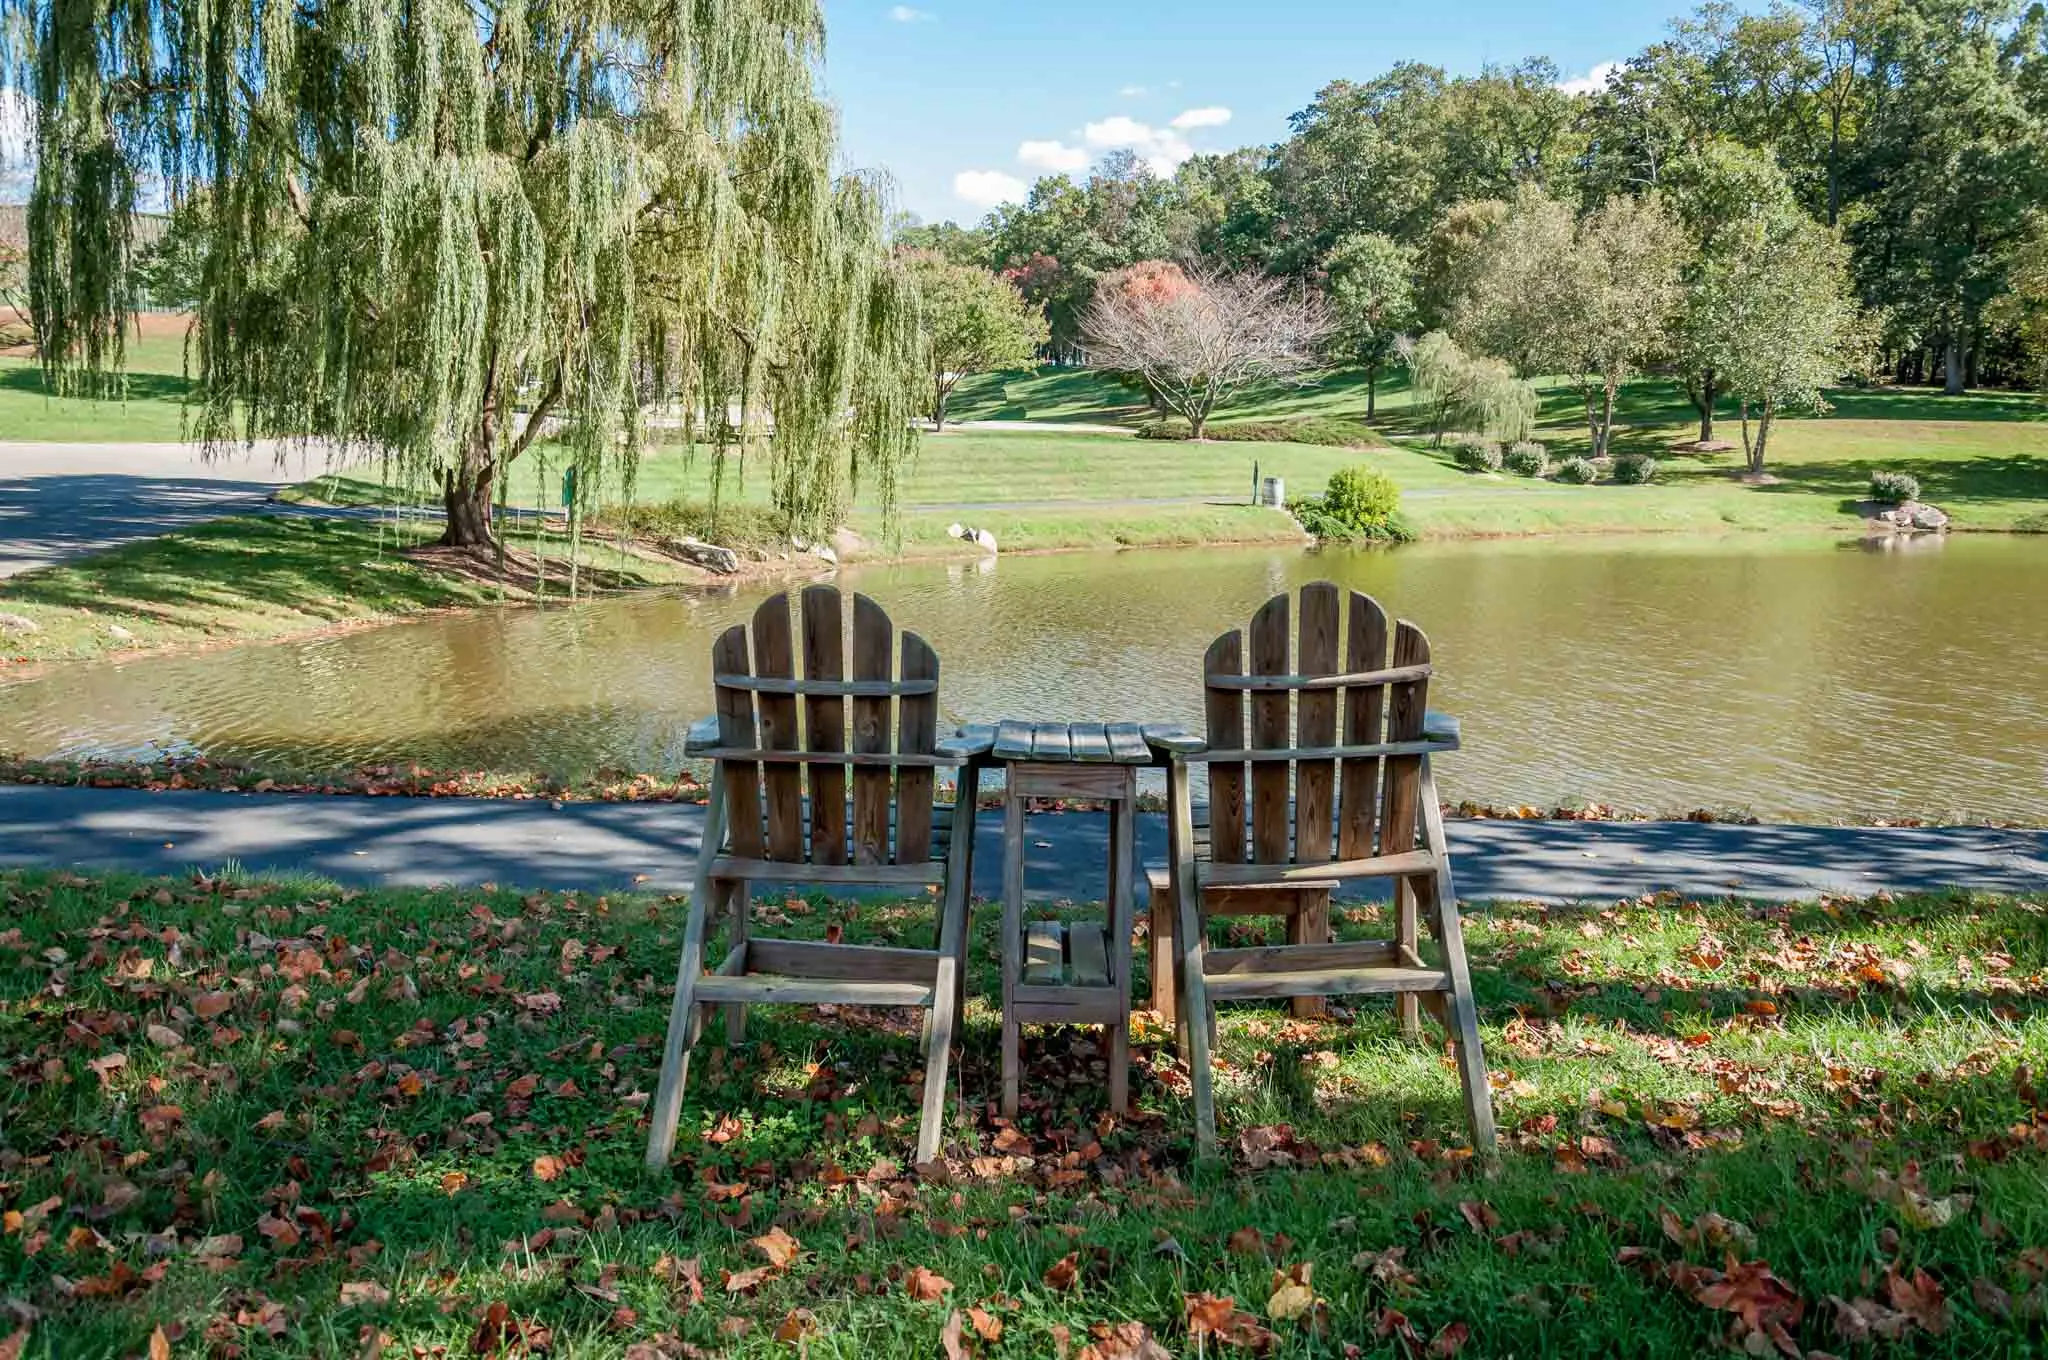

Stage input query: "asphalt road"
[
  {"left": 1, "top": 785, "right": 2040, "bottom": 904},
  {"left": 0, "top": 440, "right": 334, "bottom": 577}
]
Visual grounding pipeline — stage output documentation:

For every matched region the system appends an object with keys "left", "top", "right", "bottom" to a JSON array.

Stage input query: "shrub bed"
[
  {"left": 1290, "top": 465, "right": 1414, "bottom": 543},
  {"left": 1136, "top": 415, "right": 1385, "bottom": 448},
  {"left": 1554, "top": 456, "right": 1600, "bottom": 484},
  {"left": 1612, "top": 454, "right": 1658, "bottom": 485},
  {"left": 1452, "top": 438, "right": 1503, "bottom": 473},
  {"left": 1869, "top": 469, "right": 1921, "bottom": 504},
  {"left": 1504, "top": 441, "right": 1549, "bottom": 477}
]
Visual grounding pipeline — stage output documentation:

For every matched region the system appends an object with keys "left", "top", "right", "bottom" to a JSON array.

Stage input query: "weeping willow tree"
[{"left": 9, "top": 0, "right": 922, "bottom": 547}]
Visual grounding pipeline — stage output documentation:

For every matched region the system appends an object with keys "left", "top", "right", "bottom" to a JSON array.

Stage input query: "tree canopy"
[
  {"left": 897, "top": 0, "right": 2048, "bottom": 396},
  {"left": 12, "top": 0, "right": 922, "bottom": 544},
  {"left": 898, "top": 251, "right": 1047, "bottom": 429}
]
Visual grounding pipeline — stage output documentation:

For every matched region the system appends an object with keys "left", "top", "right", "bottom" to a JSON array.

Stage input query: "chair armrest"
[
  {"left": 684, "top": 715, "right": 722, "bottom": 755},
  {"left": 1141, "top": 722, "right": 1205, "bottom": 756},
  {"left": 1423, "top": 710, "right": 1460, "bottom": 746},
  {"left": 937, "top": 724, "right": 997, "bottom": 760}
]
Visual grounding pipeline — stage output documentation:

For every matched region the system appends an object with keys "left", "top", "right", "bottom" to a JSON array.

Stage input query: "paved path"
[
  {"left": 1, "top": 786, "right": 2040, "bottom": 904},
  {"left": 0, "top": 440, "right": 342, "bottom": 577}
]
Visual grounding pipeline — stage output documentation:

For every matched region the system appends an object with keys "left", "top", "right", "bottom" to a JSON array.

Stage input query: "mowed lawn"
[
  {"left": 0, "top": 330, "right": 201, "bottom": 443},
  {"left": 1, "top": 867, "right": 2045, "bottom": 1357}
]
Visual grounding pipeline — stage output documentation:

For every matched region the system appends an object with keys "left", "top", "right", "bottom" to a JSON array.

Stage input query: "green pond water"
[{"left": 2, "top": 533, "right": 2045, "bottom": 823}]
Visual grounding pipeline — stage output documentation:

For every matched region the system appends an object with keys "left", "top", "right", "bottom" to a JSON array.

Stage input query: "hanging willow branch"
[{"left": 7, "top": 0, "right": 925, "bottom": 546}]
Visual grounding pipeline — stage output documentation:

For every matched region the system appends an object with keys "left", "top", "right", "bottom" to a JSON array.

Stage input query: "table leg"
[
  {"left": 1000, "top": 790, "right": 1025, "bottom": 1119},
  {"left": 1109, "top": 787, "right": 1135, "bottom": 1114}
]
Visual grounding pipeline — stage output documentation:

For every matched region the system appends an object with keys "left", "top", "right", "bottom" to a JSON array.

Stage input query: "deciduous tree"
[
  {"left": 1323, "top": 232, "right": 1416, "bottom": 418},
  {"left": 1081, "top": 267, "right": 1329, "bottom": 439},
  {"left": 900, "top": 252, "right": 1048, "bottom": 429},
  {"left": 1460, "top": 186, "right": 1689, "bottom": 457},
  {"left": 1695, "top": 210, "right": 1865, "bottom": 473}
]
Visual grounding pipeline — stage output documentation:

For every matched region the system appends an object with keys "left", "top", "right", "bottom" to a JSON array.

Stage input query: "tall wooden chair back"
[
  {"left": 1201, "top": 582, "right": 1434, "bottom": 876},
  {"left": 711, "top": 586, "right": 944, "bottom": 876}
]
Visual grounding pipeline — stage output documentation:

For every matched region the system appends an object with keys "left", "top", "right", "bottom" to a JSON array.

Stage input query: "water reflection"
[{"left": 2, "top": 535, "right": 2045, "bottom": 823}]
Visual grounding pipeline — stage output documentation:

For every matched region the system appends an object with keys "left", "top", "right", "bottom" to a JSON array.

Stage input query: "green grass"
[
  {"left": 1, "top": 867, "right": 2044, "bottom": 1357},
  {"left": 0, "top": 513, "right": 698, "bottom": 665},
  {"left": 0, "top": 333, "right": 202, "bottom": 442}
]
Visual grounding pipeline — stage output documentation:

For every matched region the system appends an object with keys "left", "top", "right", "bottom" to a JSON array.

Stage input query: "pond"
[{"left": 3, "top": 533, "right": 2046, "bottom": 823}]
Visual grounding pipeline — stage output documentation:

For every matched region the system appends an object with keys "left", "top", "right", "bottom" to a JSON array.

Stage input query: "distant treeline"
[{"left": 898, "top": 0, "right": 2048, "bottom": 392}]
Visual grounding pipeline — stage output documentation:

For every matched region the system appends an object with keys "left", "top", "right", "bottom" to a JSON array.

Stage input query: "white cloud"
[
  {"left": 888, "top": 5, "right": 934, "bottom": 21},
  {"left": 1118, "top": 84, "right": 1150, "bottom": 98},
  {"left": 953, "top": 169, "right": 1028, "bottom": 209},
  {"left": 1017, "top": 139, "right": 1091, "bottom": 173},
  {"left": 1169, "top": 106, "right": 1232, "bottom": 130},
  {"left": 1, "top": 87, "right": 33, "bottom": 203},
  {"left": 1557, "top": 61, "right": 1623, "bottom": 96},
  {"left": 1081, "top": 115, "right": 1194, "bottom": 174}
]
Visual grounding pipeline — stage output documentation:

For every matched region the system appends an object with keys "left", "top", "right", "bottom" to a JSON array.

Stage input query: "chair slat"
[
  {"left": 850, "top": 594, "right": 895, "bottom": 866},
  {"left": 895, "top": 631, "right": 939, "bottom": 863},
  {"left": 1248, "top": 595, "right": 1292, "bottom": 864},
  {"left": 1294, "top": 582, "right": 1340, "bottom": 866},
  {"left": 1379, "top": 620, "right": 1430, "bottom": 857},
  {"left": 751, "top": 595, "right": 806, "bottom": 861},
  {"left": 712, "top": 624, "right": 766, "bottom": 859},
  {"left": 1203, "top": 631, "right": 1247, "bottom": 863},
  {"left": 801, "top": 585, "right": 849, "bottom": 866},
  {"left": 1339, "top": 592, "right": 1390, "bottom": 860}
]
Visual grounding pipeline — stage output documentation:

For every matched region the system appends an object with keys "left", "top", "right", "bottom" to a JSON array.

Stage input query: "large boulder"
[
  {"left": 1872, "top": 499, "right": 1951, "bottom": 532},
  {"left": 0, "top": 612, "right": 39, "bottom": 635}
]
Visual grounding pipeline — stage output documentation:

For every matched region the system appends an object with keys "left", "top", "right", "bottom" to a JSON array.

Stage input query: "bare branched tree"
[{"left": 1081, "top": 266, "right": 1331, "bottom": 438}]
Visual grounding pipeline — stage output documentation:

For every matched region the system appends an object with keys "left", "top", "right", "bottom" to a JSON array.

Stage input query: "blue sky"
[{"left": 817, "top": 0, "right": 1699, "bottom": 224}]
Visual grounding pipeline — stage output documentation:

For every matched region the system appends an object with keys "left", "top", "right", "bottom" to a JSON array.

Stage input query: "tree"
[
  {"left": 1666, "top": 140, "right": 1804, "bottom": 444},
  {"left": 17, "top": 0, "right": 921, "bottom": 547},
  {"left": 1081, "top": 267, "right": 1329, "bottom": 439},
  {"left": 1696, "top": 210, "right": 1864, "bottom": 473},
  {"left": 1845, "top": 0, "right": 2046, "bottom": 394},
  {"left": 1993, "top": 218, "right": 2048, "bottom": 391},
  {"left": 1460, "top": 186, "right": 1689, "bottom": 458},
  {"left": 1399, "top": 330, "right": 1536, "bottom": 446},
  {"left": 900, "top": 252, "right": 1048, "bottom": 430},
  {"left": 1324, "top": 232, "right": 1416, "bottom": 418}
]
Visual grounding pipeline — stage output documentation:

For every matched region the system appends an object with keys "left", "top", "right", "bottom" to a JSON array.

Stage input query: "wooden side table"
[{"left": 989, "top": 719, "right": 1154, "bottom": 1117}]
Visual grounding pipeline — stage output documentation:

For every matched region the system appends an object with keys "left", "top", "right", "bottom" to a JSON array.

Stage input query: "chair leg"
[
  {"left": 1148, "top": 876, "right": 1177, "bottom": 1023},
  {"left": 1169, "top": 762, "right": 1217, "bottom": 1156},
  {"left": 646, "top": 770, "right": 729, "bottom": 1170},
  {"left": 917, "top": 785, "right": 979, "bottom": 1166},
  {"left": 1108, "top": 795, "right": 1135, "bottom": 1115},
  {"left": 999, "top": 791, "right": 1025, "bottom": 1120},
  {"left": 1394, "top": 877, "right": 1423, "bottom": 1043},
  {"left": 1418, "top": 760, "right": 1496, "bottom": 1153},
  {"left": 725, "top": 882, "right": 751, "bottom": 1045}
]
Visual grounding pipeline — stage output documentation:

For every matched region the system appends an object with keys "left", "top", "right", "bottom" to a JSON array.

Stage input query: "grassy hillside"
[{"left": 0, "top": 329, "right": 200, "bottom": 443}]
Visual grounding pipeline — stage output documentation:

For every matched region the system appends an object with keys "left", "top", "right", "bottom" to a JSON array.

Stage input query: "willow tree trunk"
[
  {"left": 441, "top": 395, "right": 501, "bottom": 548},
  {"left": 441, "top": 464, "right": 498, "bottom": 547}
]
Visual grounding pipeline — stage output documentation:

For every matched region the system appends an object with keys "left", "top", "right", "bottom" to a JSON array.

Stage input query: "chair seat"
[
  {"left": 1203, "top": 965, "right": 1449, "bottom": 1002},
  {"left": 693, "top": 975, "right": 935, "bottom": 1007},
  {"left": 1022, "top": 920, "right": 1112, "bottom": 986}
]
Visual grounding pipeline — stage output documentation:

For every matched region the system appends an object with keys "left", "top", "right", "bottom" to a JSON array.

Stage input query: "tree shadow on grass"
[
  {"left": 1744, "top": 453, "right": 2048, "bottom": 508},
  {"left": 0, "top": 360, "right": 198, "bottom": 406}
]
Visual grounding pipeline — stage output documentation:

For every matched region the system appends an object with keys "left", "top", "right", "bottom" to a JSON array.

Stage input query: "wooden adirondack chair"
[
  {"left": 1155, "top": 582, "right": 1496, "bottom": 1155},
  {"left": 644, "top": 586, "right": 988, "bottom": 1169}
]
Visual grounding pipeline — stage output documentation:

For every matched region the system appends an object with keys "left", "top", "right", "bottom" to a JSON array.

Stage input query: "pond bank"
[{"left": 5, "top": 784, "right": 2041, "bottom": 903}]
